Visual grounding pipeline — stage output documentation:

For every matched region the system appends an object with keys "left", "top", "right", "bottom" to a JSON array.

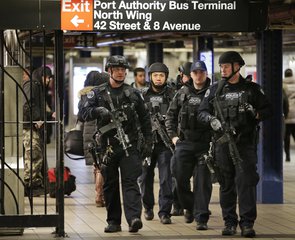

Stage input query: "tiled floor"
[{"left": 1, "top": 145, "right": 295, "bottom": 240}]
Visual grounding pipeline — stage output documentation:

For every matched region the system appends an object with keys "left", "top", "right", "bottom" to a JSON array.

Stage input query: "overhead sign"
[
  {"left": 61, "top": 0, "right": 267, "bottom": 32},
  {"left": 61, "top": 0, "right": 93, "bottom": 30}
]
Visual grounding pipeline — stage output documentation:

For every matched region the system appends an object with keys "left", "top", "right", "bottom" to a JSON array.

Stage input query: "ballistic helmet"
[
  {"left": 218, "top": 51, "right": 245, "bottom": 66},
  {"left": 149, "top": 62, "right": 169, "bottom": 79},
  {"left": 178, "top": 62, "right": 192, "bottom": 76},
  {"left": 105, "top": 55, "right": 130, "bottom": 71}
]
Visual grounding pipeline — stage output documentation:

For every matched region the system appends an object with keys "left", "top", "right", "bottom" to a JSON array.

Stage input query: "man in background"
[{"left": 131, "top": 67, "right": 149, "bottom": 90}]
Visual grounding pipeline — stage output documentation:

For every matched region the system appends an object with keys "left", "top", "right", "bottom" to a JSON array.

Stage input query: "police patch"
[
  {"left": 204, "top": 89, "right": 210, "bottom": 98},
  {"left": 87, "top": 90, "right": 95, "bottom": 99}
]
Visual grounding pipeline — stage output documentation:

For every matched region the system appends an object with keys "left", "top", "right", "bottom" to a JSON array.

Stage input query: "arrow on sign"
[{"left": 71, "top": 15, "right": 85, "bottom": 27}]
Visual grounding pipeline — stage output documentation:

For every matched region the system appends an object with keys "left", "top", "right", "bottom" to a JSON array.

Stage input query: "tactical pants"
[
  {"left": 140, "top": 145, "right": 173, "bottom": 217},
  {"left": 171, "top": 155, "right": 183, "bottom": 211},
  {"left": 174, "top": 140, "right": 212, "bottom": 223},
  {"left": 101, "top": 146, "right": 142, "bottom": 226},
  {"left": 23, "top": 129, "right": 44, "bottom": 188},
  {"left": 215, "top": 142, "right": 259, "bottom": 228}
]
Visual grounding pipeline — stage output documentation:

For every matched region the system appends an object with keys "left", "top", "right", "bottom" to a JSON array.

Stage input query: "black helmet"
[
  {"left": 218, "top": 51, "right": 245, "bottom": 66},
  {"left": 178, "top": 62, "right": 192, "bottom": 76},
  {"left": 105, "top": 55, "right": 130, "bottom": 71},
  {"left": 149, "top": 62, "right": 169, "bottom": 78}
]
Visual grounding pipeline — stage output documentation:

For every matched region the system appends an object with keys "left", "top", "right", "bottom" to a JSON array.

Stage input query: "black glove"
[
  {"left": 141, "top": 140, "right": 153, "bottom": 159},
  {"left": 245, "top": 103, "right": 256, "bottom": 118},
  {"left": 210, "top": 117, "right": 222, "bottom": 131},
  {"left": 93, "top": 107, "right": 111, "bottom": 123}
]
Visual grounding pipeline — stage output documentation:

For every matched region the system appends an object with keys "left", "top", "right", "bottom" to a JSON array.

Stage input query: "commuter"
[
  {"left": 170, "top": 61, "right": 193, "bottom": 216},
  {"left": 139, "top": 62, "right": 174, "bottom": 224},
  {"left": 198, "top": 51, "right": 272, "bottom": 237},
  {"left": 23, "top": 66, "right": 54, "bottom": 196},
  {"left": 283, "top": 68, "right": 295, "bottom": 162},
  {"left": 78, "top": 55, "right": 152, "bottom": 233},
  {"left": 77, "top": 70, "right": 109, "bottom": 207},
  {"left": 166, "top": 60, "right": 212, "bottom": 230},
  {"left": 131, "top": 67, "right": 149, "bottom": 90}
]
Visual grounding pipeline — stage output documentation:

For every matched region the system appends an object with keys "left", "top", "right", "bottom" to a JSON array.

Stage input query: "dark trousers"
[
  {"left": 284, "top": 124, "right": 295, "bottom": 160},
  {"left": 215, "top": 143, "right": 259, "bottom": 227},
  {"left": 140, "top": 145, "right": 173, "bottom": 217},
  {"left": 101, "top": 146, "right": 142, "bottom": 226},
  {"left": 174, "top": 140, "right": 212, "bottom": 223},
  {"left": 171, "top": 155, "right": 183, "bottom": 210}
]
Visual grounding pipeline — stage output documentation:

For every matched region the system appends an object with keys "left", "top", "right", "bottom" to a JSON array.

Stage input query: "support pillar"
[
  {"left": 147, "top": 42, "right": 163, "bottom": 66},
  {"left": 256, "top": 30, "right": 283, "bottom": 203},
  {"left": 110, "top": 46, "right": 123, "bottom": 56}
]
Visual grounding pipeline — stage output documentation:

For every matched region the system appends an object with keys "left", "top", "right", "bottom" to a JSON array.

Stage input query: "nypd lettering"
[{"left": 188, "top": 97, "right": 201, "bottom": 105}]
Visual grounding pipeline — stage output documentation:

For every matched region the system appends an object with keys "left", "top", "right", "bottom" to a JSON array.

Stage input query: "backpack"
[{"left": 48, "top": 166, "right": 76, "bottom": 198}]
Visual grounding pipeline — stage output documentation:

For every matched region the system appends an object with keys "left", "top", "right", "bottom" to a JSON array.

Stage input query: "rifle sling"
[{"left": 98, "top": 122, "right": 117, "bottom": 135}]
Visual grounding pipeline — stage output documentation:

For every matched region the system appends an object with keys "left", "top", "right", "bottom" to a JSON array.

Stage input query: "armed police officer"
[
  {"left": 198, "top": 51, "right": 272, "bottom": 237},
  {"left": 78, "top": 55, "right": 152, "bottom": 233},
  {"left": 139, "top": 62, "right": 175, "bottom": 224},
  {"left": 166, "top": 60, "right": 212, "bottom": 230},
  {"left": 170, "top": 61, "right": 193, "bottom": 217}
]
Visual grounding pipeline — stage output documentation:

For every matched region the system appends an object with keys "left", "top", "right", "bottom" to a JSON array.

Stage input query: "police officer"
[
  {"left": 171, "top": 61, "right": 193, "bottom": 216},
  {"left": 174, "top": 62, "right": 192, "bottom": 90},
  {"left": 78, "top": 55, "right": 152, "bottom": 233},
  {"left": 139, "top": 62, "right": 174, "bottom": 224},
  {"left": 166, "top": 60, "right": 212, "bottom": 230},
  {"left": 198, "top": 51, "right": 272, "bottom": 237}
]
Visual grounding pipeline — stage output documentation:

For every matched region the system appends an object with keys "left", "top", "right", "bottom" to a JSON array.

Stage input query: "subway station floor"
[{"left": 1, "top": 144, "right": 295, "bottom": 240}]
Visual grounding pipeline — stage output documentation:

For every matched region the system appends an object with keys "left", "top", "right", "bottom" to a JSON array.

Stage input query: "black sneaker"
[
  {"left": 196, "top": 222, "right": 208, "bottom": 230},
  {"left": 222, "top": 225, "right": 237, "bottom": 236},
  {"left": 129, "top": 218, "right": 143, "bottom": 233},
  {"left": 144, "top": 209, "right": 154, "bottom": 221},
  {"left": 171, "top": 208, "right": 184, "bottom": 216},
  {"left": 241, "top": 226, "right": 256, "bottom": 238},
  {"left": 184, "top": 210, "right": 194, "bottom": 223},
  {"left": 104, "top": 224, "right": 122, "bottom": 233},
  {"left": 160, "top": 215, "right": 172, "bottom": 224}
]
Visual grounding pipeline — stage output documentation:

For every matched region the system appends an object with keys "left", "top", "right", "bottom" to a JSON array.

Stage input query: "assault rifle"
[
  {"left": 151, "top": 112, "right": 174, "bottom": 153},
  {"left": 214, "top": 80, "right": 243, "bottom": 172},
  {"left": 106, "top": 90, "right": 131, "bottom": 157}
]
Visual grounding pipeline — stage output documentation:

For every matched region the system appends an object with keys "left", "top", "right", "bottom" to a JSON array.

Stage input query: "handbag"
[{"left": 64, "top": 122, "right": 84, "bottom": 159}]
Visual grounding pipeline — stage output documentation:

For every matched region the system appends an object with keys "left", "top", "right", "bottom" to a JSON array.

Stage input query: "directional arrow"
[{"left": 71, "top": 15, "right": 85, "bottom": 27}]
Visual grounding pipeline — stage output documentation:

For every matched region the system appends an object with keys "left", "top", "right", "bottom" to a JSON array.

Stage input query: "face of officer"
[
  {"left": 181, "top": 73, "right": 190, "bottom": 84},
  {"left": 151, "top": 71, "right": 166, "bottom": 90},
  {"left": 190, "top": 70, "right": 207, "bottom": 89},
  {"left": 108, "top": 66, "right": 127, "bottom": 87},
  {"left": 219, "top": 62, "right": 240, "bottom": 83}
]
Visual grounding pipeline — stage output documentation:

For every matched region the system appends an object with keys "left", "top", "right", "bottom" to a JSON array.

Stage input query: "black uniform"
[
  {"left": 165, "top": 78, "right": 212, "bottom": 224},
  {"left": 198, "top": 76, "right": 272, "bottom": 229},
  {"left": 139, "top": 85, "right": 174, "bottom": 219},
  {"left": 78, "top": 82, "right": 152, "bottom": 228}
]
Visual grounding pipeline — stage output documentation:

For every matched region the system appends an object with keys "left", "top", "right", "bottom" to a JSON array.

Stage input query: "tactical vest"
[
  {"left": 178, "top": 86, "right": 203, "bottom": 130},
  {"left": 96, "top": 83, "right": 142, "bottom": 143},
  {"left": 216, "top": 81, "right": 254, "bottom": 130},
  {"left": 144, "top": 86, "right": 175, "bottom": 116}
]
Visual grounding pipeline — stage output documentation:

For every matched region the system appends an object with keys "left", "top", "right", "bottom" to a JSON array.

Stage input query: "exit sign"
[{"left": 61, "top": 0, "right": 93, "bottom": 30}]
